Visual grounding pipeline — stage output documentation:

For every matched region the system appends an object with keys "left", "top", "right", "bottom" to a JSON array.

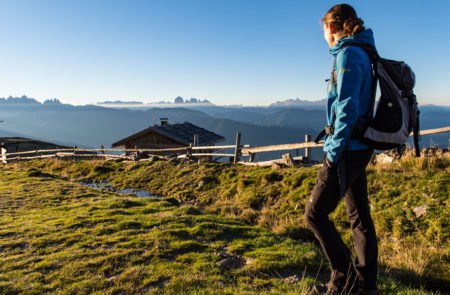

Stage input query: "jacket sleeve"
[{"left": 326, "top": 48, "right": 364, "bottom": 165}]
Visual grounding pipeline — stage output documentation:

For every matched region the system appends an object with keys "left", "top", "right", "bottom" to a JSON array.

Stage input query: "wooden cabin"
[
  {"left": 0, "top": 137, "right": 69, "bottom": 154},
  {"left": 111, "top": 119, "right": 225, "bottom": 154}
]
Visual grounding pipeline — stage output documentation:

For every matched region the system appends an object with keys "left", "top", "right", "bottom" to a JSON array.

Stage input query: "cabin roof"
[
  {"left": 0, "top": 137, "right": 70, "bottom": 151},
  {"left": 0, "top": 137, "right": 66, "bottom": 146},
  {"left": 112, "top": 122, "right": 225, "bottom": 147}
]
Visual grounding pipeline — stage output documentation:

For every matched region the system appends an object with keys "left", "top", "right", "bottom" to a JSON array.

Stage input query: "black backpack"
[{"left": 316, "top": 43, "right": 421, "bottom": 157}]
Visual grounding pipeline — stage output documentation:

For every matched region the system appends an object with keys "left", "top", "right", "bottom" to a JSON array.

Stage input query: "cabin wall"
[{"left": 124, "top": 131, "right": 184, "bottom": 149}]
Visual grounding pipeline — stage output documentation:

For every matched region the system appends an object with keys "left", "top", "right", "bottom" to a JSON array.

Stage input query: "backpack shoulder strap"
[{"left": 341, "top": 43, "right": 379, "bottom": 120}]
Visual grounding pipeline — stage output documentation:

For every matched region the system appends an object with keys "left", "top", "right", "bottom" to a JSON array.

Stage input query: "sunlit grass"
[{"left": 1, "top": 154, "right": 448, "bottom": 294}]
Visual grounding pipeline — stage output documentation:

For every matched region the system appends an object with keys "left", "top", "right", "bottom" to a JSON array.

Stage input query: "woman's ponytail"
[
  {"left": 322, "top": 4, "right": 366, "bottom": 37},
  {"left": 343, "top": 17, "right": 365, "bottom": 36}
]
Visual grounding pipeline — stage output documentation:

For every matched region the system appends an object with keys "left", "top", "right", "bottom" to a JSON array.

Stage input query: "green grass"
[
  {"left": 0, "top": 156, "right": 448, "bottom": 294},
  {"left": 0, "top": 166, "right": 322, "bottom": 294}
]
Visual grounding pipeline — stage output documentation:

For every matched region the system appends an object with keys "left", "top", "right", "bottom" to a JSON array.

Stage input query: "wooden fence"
[{"left": 1, "top": 126, "right": 449, "bottom": 166}]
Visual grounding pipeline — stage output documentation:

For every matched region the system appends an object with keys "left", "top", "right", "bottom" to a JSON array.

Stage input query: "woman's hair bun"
[
  {"left": 323, "top": 4, "right": 366, "bottom": 36},
  {"left": 343, "top": 17, "right": 365, "bottom": 36}
]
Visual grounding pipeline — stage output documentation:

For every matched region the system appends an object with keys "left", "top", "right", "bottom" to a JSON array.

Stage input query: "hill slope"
[
  {"left": 1, "top": 157, "right": 449, "bottom": 294},
  {"left": 0, "top": 166, "right": 322, "bottom": 294}
]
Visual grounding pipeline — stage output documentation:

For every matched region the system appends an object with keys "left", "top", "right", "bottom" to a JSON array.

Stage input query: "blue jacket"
[{"left": 324, "top": 29, "right": 376, "bottom": 165}]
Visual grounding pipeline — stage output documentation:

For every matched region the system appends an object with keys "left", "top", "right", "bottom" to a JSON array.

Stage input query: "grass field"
[{"left": 0, "top": 155, "right": 448, "bottom": 294}]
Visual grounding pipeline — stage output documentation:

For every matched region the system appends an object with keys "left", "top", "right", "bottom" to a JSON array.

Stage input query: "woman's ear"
[{"left": 328, "top": 23, "right": 336, "bottom": 34}]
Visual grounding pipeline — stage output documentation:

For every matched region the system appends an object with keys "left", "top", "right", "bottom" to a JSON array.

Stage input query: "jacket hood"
[{"left": 330, "top": 28, "right": 375, "bottom": 57}]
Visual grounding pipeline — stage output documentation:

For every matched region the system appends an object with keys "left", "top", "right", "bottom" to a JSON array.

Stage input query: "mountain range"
[{"left": 0, "top": 96, "right": 448, "bottom": 160}]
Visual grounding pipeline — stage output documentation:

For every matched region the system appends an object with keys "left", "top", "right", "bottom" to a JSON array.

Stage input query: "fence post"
[
  {"left": 282, "top": 153, "right": 294, "bottom": 167},
  {"left": 134, "top": 145, "right": 140, "bottom": 161},
  {"left": 248, "top": 152, "right": 255, "bottom": 163},
  {"left": 304, "top": 134, "right": 311, "bottom": 162},
  {"left": 193, "top": 134, "right": 199, "bottom": 147},
  {"left": 233, "top": 132, "right": 241, "bottom": 164},
  {"left": 187, "top": 143, "right": 192, "bottom": 158},
  {"left": 73, "top": 146, "right": 77, "bottom": 161},
  {"left": 1, "top": 144, "right": 6, "bottom": 164},
  {"left": 54, "top": 146, "right": 58, "bottom": 160}
]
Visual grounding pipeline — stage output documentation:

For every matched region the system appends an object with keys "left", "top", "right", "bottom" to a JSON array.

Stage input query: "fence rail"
[
  {"left": 1, "top": 126, "right": 449, "bottom": 165},
  {"left": 242, "top": 140, "right": 323, "bottom": 154},
  {"left": 417, "top": 126, "right": 450, "bottom": 136}
]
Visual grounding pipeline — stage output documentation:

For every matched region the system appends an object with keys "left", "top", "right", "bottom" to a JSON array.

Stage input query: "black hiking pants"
[{"left": 305, "top": 149, "right": 377, "bottom": 292}]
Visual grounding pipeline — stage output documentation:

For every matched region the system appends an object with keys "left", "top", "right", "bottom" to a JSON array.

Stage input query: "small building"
[
  {"left": 111, "top": 119, "right": 225, "bottom": 153},
  {"left": 0, "top": 137, "right": 69, "bottom": 154}
]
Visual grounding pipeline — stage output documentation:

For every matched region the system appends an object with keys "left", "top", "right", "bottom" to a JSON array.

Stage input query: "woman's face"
[{"left": 323, "top": 23, "right": 334, "bottom": 48}]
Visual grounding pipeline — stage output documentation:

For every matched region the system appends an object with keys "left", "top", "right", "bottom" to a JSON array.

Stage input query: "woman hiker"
[{"left": 304, "top": 4, "right": 378, "bottom": 295}]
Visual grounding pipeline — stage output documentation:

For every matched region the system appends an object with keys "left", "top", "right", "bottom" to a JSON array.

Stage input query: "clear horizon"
[
  {"left": 2, "top": 95, "right": 449, "bottom": 108},
  {"left": 0, "top": 0, "right": 449, "bottom": 106}
]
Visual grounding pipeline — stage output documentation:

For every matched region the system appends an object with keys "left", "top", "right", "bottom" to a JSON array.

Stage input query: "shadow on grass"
[{"left": 380, "top": 265, "right": 450, "bottom": 294}]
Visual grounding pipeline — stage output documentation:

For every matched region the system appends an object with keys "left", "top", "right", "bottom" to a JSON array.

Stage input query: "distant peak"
[
  {"left": 269, "top": 98, "right": 326, "bottom": 108},
  {"left": 43, "top": 98, "right": 62, "bottom": 105},
  {"left": 0, "top": 95, "right": 40, "bottom": 105},
  {"left": 97, "top": 100, "right": 144, "bottom": 105},
  {"left": 174, "top": 96, "right": 212, "bottom": 104}
]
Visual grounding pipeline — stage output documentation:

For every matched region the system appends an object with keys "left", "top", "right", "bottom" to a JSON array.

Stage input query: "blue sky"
[{"left": 0, "top": 0, "right": 448, "bottom": 106}]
